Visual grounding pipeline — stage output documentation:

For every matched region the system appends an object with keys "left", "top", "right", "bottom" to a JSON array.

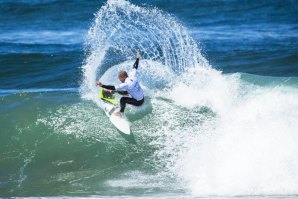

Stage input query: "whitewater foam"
[{"left": 163, "top": 69, "right": 298, "bottom": 196}]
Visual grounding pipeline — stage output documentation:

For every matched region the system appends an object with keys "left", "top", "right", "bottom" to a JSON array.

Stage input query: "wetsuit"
[{"left": 101, "top": 58, "right": 144, "bottom": 112}]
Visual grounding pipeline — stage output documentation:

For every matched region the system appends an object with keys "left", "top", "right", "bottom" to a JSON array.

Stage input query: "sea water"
[{"left": 1, "top": 0, "right": 298, "bottom": 198}]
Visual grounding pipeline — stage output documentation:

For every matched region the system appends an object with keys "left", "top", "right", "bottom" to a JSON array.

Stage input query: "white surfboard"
[
  {"left": 99, "top": 88, "right": 131, "bottom": 135},
  {"left": 109, "top": 115, "right": 130, "bottom": 135}
]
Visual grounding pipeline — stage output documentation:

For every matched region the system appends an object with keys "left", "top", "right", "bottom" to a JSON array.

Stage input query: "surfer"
[{"left": 96, "top": 52, "right": 144, "bottom": 117}]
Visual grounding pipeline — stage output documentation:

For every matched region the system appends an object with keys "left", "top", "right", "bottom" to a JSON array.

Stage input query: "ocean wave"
[
  {"left": 0, "top": 88, "right": 78, "bottom": 96},
  {"left": 80, "top": 0, "right": 298, "bottom": 196},
  {"left": 191, "top": 24, "right": 298, "bottom": 41},
  {"left": 1, "top": 0, "right": 298, "bottom": 197},
  {"left": 0, "top": 0, "right": 59, "bottom": 5},
  {"left": 0, "top": 30, "right": 86, "bottom": 45}
]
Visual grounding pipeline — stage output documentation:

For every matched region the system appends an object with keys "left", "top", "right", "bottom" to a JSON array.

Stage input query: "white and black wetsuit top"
[
  {"left": 101, "top": 58, "right": 144, "bottom": 101},
  {"left": 114, "top": 68, "right": 144, "bottom": 101}
]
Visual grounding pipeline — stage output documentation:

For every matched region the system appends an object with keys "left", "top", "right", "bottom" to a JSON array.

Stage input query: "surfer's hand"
[
  {"left": 136, "top": 51, "right": 140, "bottom": 59},
  {"left": 96, "top": 81, "right": 103, "bottom": 87},
  {"left": 103, "top": 88, "right": 112, "bottom": 93}
]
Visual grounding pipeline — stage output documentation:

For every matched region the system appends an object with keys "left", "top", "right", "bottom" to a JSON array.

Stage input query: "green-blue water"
[{"left": 1, "top": 0, "right": 298, "bottom": 198}]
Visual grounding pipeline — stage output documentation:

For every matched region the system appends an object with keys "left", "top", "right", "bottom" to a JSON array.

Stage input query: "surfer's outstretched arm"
[
  {"left": 96, "top": 82, "right": 128, "bottom": 94},
  {"left": 96, "top": 82, "right": 115, "bottom": 90}
]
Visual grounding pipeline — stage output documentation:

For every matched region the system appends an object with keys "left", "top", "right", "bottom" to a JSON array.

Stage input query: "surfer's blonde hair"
[{"left": 118, "top": 71, "right": 128, "bottom": 78}]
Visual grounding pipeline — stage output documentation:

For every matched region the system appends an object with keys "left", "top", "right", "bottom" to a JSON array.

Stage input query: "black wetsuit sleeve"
[
  {"left": 101, "top": 85, "right": 116, "bottom": 90},
  {"left": 133, "top": 58, "right": 139, "bottom": 69},
  {"left": 118, "top": 91, "right": 129, "bottom": 95}
]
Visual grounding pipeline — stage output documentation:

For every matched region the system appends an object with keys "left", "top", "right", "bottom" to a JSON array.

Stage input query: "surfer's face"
[
  {"left": 118, "top": 71, "right": 128, "bottom": 83},
  {"left": 119, "top": 76, "right": 126, "bottom": 83}
]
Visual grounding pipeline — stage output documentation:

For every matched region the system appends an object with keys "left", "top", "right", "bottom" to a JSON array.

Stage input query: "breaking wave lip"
[{"left": 80, "top": 0, "right": 209, "bottom": 102}]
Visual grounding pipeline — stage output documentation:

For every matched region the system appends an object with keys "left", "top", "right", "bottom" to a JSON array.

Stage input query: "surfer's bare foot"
[{"left": 113, "top": 111, "right": 122, "bottom": 117}]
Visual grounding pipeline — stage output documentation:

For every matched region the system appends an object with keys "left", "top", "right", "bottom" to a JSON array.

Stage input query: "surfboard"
[{"left": 99, "top": 88, "right": 131, "bottom": 135}]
